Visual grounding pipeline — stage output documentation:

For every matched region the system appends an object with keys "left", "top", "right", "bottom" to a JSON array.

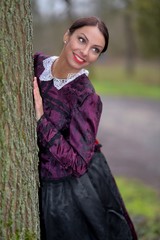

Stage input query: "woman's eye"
[
  {"left": 92, "top": 48, "right": 100, "bottom": 54},
  {"left": 78, "top": 37, "right": 85, "bottom": 43}
]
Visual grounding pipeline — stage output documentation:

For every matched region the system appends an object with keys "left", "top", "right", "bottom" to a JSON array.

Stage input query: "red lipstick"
[{"left": 73, "top": 53, "right": 85, "bottom": 64}]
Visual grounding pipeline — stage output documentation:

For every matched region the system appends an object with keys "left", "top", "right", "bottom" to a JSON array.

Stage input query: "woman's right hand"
[{"left": 33, "top": 77, "right": 44, "bottom": 121}]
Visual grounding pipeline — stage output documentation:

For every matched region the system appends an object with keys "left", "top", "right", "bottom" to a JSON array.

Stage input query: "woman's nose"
[{"left": 80, "top": 46, "right": 90, "bottom": 56}]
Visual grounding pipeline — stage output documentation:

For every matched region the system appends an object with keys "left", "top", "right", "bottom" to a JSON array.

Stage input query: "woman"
[{"left": 33, "top": 16, "right": 137, "bottom": 240}]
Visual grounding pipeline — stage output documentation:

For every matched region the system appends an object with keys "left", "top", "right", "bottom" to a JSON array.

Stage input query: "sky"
[
  {"left": 37, "top": 0, "right": 66, "bottom": 16},
  {"left": 36, "top": 0, "right": 97, "bottom": 18}
]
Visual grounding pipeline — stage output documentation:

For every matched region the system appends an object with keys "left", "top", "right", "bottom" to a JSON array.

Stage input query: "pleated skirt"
[{"left": 39, "top": 151, "right": 137, "bottom": 240}]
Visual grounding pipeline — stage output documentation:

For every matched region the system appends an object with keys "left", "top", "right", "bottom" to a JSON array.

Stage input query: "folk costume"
[{"left": 34, "top": 53, "right": 137, "bottom": 240}]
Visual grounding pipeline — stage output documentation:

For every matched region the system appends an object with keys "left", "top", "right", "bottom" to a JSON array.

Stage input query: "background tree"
[
  {"left": 134, "top": 0, "right": 160, "bottom": 58},
  {"left": 122, "top": 0, "right": 136, "bottom": 74},
  {"left": 64, "top": 0, "right": 73, "bottom": 22},
  {"left": 0, "top": 1, "right": 39, "bottom": 239}
]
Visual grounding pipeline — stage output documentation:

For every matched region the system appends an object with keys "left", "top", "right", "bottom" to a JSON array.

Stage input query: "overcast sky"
[
  {"left": 36, "top": 0, "right": 98, "bottom": 18},
  {"left": 37, "top": 0, "right": 66, "bottom": 15}
]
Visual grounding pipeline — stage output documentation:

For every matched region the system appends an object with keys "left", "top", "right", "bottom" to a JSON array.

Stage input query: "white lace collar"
[{"left": 39, "top": 56, "right": 89, "bottom": 90}]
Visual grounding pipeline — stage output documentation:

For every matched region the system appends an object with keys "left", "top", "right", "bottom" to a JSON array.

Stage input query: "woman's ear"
[{"left": 63, "top": 30, "right": 70, "bottom": 44}]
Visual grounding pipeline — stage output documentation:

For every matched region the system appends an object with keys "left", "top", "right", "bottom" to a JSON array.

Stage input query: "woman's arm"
[{"left": 33, "top": 77, "right": 102, "bottom": 177}]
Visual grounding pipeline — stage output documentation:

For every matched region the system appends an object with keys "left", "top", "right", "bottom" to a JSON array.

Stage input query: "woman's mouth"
[{"left": 73, "top": 53, "right": 85, "bottom": 64}]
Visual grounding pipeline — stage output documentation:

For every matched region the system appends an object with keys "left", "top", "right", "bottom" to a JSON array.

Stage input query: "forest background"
[{"left": 32, "top": 1, "right": 160, "bottom": 239}]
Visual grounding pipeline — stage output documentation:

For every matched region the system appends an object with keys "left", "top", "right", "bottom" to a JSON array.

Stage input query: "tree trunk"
[
  {"left": 123, "top": 3, "right": 136, "bottom": 75},
  {"left": 0, "top": 1, "right": 39, "bottom": 239}
]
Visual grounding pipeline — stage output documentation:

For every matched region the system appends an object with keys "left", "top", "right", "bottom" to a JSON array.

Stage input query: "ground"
[{"left": 98, "top": 96, "right": 160, "bottom": 191}]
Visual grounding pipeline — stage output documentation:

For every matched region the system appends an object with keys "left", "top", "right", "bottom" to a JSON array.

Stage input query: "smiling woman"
[
  {"left": 58, "top": 25, "right": 105, "bottom": 74},
  {"left": 33, "top": 16, "right": 137, "bottom": 240}
]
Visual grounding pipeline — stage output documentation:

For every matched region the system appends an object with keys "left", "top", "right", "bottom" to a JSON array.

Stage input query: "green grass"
[
  {"left": 115, "top": 177, "right": 160, "bottom": 239},
  {"left": 91, "top": 63, "right": 160, "bottom": 99},
  {"left": 116, "top": 177, "right": 160, "bottom": 218}
]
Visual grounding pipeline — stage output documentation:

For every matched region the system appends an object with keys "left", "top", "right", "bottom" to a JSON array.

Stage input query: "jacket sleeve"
[{"left": 37, "top": 92, "right": 102, "bottom": 177}]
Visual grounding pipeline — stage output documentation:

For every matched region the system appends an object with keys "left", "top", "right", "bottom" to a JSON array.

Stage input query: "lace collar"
[{"left": 39, "top": 56, "right": 89, "bottom": 90}]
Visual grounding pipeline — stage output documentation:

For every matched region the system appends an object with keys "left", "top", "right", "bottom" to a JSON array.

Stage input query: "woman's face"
[{"left": 63, "top": 25, "right": 105, "bottom": 72}]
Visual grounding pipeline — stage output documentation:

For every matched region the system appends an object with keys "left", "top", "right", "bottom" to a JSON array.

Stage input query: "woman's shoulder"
[
  {"left": 34, "top": 52, "right": 50, "bottom": 65},
  {"left": 66, "top": 73, "right": 99, "bottom": 106},
  {"left": 34, "top": 52, "right": 51, "bottom": 78},
  {"left": 73, "top": 73, "right": 95, "bottom": 94}
]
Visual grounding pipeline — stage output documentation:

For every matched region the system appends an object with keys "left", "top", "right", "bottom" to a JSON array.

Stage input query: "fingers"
[
  {"left": 33, "top": 77, "right": 38, "bottom": 90},
  {"left": 33, "top": 77, "right": 44, "bottom": 121},
  {"left": 33, "top": 77, "right": 41, "bottom": 100}
]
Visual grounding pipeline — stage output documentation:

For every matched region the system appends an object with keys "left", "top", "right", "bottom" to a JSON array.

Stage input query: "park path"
[{"left": 97, "top": 96, "right": 160, "bottom": 191}]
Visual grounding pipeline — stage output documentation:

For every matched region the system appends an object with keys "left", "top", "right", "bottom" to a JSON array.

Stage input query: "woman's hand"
[{"left": 33, "top": 77, "right": 44, "bottom": 121}]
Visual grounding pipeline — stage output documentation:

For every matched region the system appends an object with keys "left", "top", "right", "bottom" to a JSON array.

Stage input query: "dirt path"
[{"left": 97, "top": 96, "right": 160, "bottom": 190}]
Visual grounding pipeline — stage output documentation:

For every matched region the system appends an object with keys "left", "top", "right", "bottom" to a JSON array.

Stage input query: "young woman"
[{"left": 33, "top": 16, "right": 137, "bottom": 240}]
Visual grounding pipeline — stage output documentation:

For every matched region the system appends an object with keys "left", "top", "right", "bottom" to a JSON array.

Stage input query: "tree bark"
[{"left": 0, "top": 1, "right": 39, "bottom": 239}]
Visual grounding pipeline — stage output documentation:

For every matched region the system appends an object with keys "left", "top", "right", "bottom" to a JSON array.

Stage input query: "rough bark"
[{"left": 0, "top": 1, "right": 39, "bottom": 239}]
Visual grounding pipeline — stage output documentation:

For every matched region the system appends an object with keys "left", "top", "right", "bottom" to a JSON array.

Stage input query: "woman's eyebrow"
[
  {"left": 80, "top": 33, "right": 103, "bottom": 49},
  {"left": 80, "top": 33, "right": 88, "bottom": 41}
]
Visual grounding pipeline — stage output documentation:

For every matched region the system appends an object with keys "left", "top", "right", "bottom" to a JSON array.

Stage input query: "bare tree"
[
  {"left": 64, "top": 0, "right": 72, "bottom": 20},
  {"left": 0, "top": 1, "right": 39, "bottom": 239},
  {"left": 123, "top": 0, "right": 136, "bottom": 74}
]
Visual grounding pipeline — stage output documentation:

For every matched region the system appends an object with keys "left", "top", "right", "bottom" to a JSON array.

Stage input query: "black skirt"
[{"left": 39, "top": 150, "right": 137, "bottom": 240}]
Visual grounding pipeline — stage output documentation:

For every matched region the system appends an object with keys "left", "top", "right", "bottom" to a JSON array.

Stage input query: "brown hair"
[{"left": 69, "top": 16, "right": 109, "bottom": 53}]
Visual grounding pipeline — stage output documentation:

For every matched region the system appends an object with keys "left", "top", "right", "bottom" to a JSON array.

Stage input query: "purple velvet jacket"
[{"left": 34, "top": 53, "right": 102, "bottom": 180}]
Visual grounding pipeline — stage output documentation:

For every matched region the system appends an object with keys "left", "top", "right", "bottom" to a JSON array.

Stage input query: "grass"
[
  {"left": 91, "top": 62, "right": 160, "bottom": 99},
  {"left": 115, "top": 177, "right": 160, "bottom": 239},
  {"left": 116, "top": 177, "right": 160, "bottom": 218}
]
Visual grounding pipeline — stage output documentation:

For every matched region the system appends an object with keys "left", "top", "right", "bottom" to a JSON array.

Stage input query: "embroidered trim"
[{"left": 39, "top": 56, "right": 89, "bottom": 90}]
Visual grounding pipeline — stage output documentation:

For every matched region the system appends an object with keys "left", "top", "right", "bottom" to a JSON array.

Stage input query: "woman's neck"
[{"left": 52, "top": 54, "right": 78, "bottom": 79}]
